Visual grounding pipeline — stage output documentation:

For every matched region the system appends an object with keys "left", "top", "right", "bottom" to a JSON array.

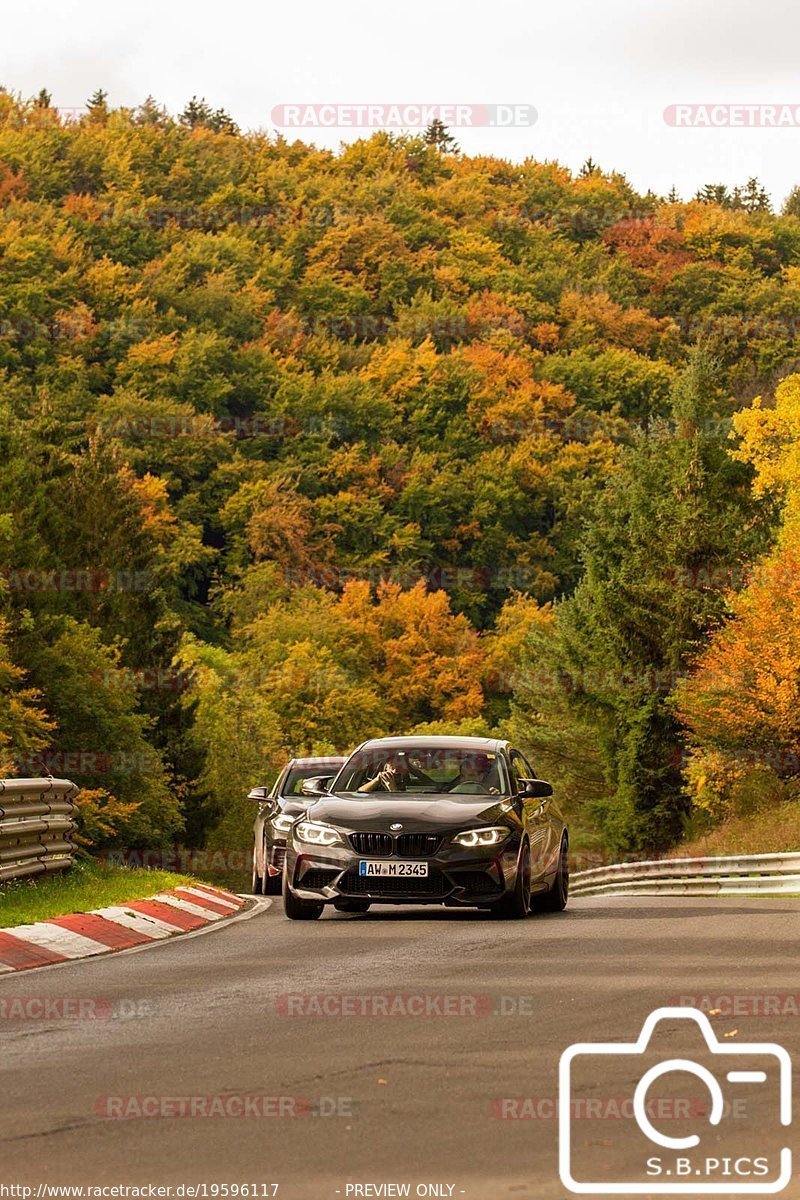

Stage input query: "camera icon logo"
[{"left": 559, "top": 1006, "right": 792, "bottom": 1194}]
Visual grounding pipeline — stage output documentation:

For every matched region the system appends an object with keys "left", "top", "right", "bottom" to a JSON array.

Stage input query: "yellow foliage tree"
[
  {"left": 675, "top": 373, "right": 800, "bottom": 818},
  {"left": 0, "top": 616, "right": 52, "bottom": 777}
]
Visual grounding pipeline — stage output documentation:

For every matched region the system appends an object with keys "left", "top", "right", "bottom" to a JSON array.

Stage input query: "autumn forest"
[{"left": 1, "top": 89, "right": 799, "bottom": 863}]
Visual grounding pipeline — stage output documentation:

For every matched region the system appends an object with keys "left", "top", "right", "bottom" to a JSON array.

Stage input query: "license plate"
[{"left": 358, "top": 860, "right": 429, "bottom": 878}]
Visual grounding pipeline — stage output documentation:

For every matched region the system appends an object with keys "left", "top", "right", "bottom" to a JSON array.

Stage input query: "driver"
[
  {"left": 447, "top": 753, "right": 499, "bottom": 795},
  {"left": 358, "top": 753, "right": 408, "bottom": 793}
]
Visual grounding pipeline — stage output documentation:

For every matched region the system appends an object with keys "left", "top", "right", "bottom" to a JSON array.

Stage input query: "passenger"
[{"left": 447, "top": 753, "right": 499, "bottom": 795}]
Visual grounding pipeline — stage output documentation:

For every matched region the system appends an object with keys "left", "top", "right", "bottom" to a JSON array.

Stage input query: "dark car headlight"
[
  {"left": 293, "top": 820, "right": 345, "bottom": 848},
  {"left": 453, "top": 827, "right": 510, "bottom": 848},
  {"left": 271, "top": 814, "right": 295, "bottom": 834}
]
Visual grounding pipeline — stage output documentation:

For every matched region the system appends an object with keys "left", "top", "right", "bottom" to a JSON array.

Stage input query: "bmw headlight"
[
  {"left": 271, "top": 814, "right": 295, "bottom": 834},
  {"left": 294, "top": 821, "right": 344, "bottom": 848},
  {"left": 453, "top": 827, "right": 509, "bottom": 849}
]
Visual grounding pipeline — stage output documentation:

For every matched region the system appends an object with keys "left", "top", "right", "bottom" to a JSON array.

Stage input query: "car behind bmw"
[{"left": 250, "top": 755, "right": 346, "bottom": 894}]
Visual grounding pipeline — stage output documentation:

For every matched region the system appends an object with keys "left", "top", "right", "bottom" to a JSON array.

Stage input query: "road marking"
[
  {"left": 46, "top": 912, "right": 154, "bottom": 949},
  {"left": 192, "top": 882, "right": 244, "bottom": 905},
  {"left": 0, "top": 923, "right": 109, "bottom": 959},
  {"left": 173, "top": 888, "right": 238, "bottom": 915},
  {"left": 0, "top": 930, "right": 67, "bottom": 969},
  {"left": 0, "top": 896, "right": 269, "bottom": 977},
  {"left": 123, "top": 899, "right": 207, "bottom": 931},
  {"left": 92, "top": 906, "right": 181, "bottom": 938},
  {"left": 178, "top": 886, "right": 240, "bottom": 911},
  {"left": 150, "top": 893, "right": 226, "bottom": 920}
]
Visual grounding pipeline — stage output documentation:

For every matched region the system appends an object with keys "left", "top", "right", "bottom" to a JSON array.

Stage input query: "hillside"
[{"left": 1, "top": 90, "right": 799, "bottom": 858}]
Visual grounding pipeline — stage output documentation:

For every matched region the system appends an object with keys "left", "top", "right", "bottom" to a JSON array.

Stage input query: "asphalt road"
[{"left": 1, "top": 896, "right": 799, "bottom": 1199}]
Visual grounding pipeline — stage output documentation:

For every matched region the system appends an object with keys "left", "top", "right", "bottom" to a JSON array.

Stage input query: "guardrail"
[
  {"left": 571, "top": 851, "right": 800, "bottom": 897},
  {"left": 0, "top": 778, "right": 79, "bottom": 884}
]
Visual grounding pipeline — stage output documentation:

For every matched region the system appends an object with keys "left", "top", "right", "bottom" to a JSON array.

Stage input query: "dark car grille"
[
  {"left": 269, "top": 846, "right": 287, "bottom": 870},
  {"left": 451, "top": 870, "right": 502, "bottom": 895},
  {"left": 340, "top": 871, "right": 450, "bottom": 897},
  {"left": 350, "top": 832, "right": 393, "bottom": 856},
  {"left": 396, "top": 833, "right": 441, "bottom": 856},
  {"left": 299, "top": 868, "right": 340, "bottom": 891},
  {"left": 349, "top": 832, "right": 442, "bottom": 857}
]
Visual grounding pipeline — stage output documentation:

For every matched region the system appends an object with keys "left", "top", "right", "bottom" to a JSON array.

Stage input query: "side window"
[
  {"left": 518, "top": 752, "right": 536, "bottom": 779},
  {"left": 271, "top": 766, "right": 289, "bottom": 798},
  {"left": 509, "top": 751, "right": 526, "bottom": 792}
]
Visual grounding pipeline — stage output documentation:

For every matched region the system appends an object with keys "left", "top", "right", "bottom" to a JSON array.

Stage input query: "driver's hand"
[{"left": 378, "top": 763, "right": 397, "bottom": 788}]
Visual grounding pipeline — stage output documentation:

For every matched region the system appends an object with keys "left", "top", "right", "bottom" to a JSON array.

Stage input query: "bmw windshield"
[{"left": 333, "top": 746, "right": 509, "bottom": 796}]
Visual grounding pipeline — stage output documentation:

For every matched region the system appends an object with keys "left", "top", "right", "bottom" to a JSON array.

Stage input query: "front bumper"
[{"left": 284, "top": 832, "right": 522, "bottom": 906}]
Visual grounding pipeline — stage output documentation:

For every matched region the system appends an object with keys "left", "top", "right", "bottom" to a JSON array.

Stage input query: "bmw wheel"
[
  {"left": 531, "top": 837, "right": 569, "bottom": 913},
  {"left": 251, "top": 839, "right": 265, "bottom": 895},
  {"left": 265, "top": 854, "right": 283, "bottom": 895},
  {"left": 491, "top": 841, "right": 531, "bottom": 919},
  {"left": 282, "top": 870, "right": 324, "bottom": 920}
]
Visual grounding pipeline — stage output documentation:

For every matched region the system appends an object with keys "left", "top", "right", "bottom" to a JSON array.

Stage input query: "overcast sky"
[{"left": 2, "top": 0, "right": 800, "bottom": 205}]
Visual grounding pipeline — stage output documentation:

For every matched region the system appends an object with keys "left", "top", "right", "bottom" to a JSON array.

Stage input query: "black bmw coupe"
[{"left": 282, "top": 735, "right": 568, "bottom": 920}]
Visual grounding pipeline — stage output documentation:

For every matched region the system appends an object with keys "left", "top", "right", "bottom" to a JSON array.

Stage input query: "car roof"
[
  {"left": 288, "top": 756, "right": 347, "bottom": 768},
  {"left": 353, "top": 735, "right": 507, "bottom": 753}
]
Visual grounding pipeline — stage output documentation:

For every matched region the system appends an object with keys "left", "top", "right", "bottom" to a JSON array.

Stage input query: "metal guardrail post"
[{"left": 0, "top": 778, "right": 79, "bottom": 883}]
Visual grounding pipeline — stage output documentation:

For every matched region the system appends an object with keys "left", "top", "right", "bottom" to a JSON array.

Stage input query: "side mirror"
[
  {"left": 521, "top": 778, "right": 553, "bottom": 799},
  {"left": 300, "top": 775, "right": 333, "bottom": 797},
  {"left": 247, "top": 786, "right": 270, "bottom": 804}
]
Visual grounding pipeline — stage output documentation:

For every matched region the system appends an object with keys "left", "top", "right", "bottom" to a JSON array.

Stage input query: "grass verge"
[
  {"left": 0, "top": 859, "right": 198, "bottom": 929},
  {"left": 677, "top": 800, "right": 800, "bottom": 859}
]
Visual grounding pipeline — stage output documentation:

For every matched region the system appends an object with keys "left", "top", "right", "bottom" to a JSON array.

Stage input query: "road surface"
[{"left": 1, "top": 896, "right": 798, "bottom": 1198}]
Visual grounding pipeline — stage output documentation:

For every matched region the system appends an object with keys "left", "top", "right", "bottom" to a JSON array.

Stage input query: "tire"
[
  {"left": 265, "top": 871, "right": 283, "bottom": 896},
  {"left": 282, "top": 871, "right": 324, "bottom": 921},
  {"left": 491, "top": 841, "right": 531, "bottom": 919},
  {"left": 531, "top": 837, "right": 569, "bottom": 913},
  {"left": 261, "top": 839, "right": 285, "bottom": 895},
  {"left": 333, "top": 899, "right": 371, "bottom": 913},
  {"left": 251, "top": 840, "right": 265, "bottom": 896}
]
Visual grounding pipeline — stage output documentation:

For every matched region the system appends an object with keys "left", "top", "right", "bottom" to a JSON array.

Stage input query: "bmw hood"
[{"left": 305, "top": 794, "right": 513, "bottom": 831}]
